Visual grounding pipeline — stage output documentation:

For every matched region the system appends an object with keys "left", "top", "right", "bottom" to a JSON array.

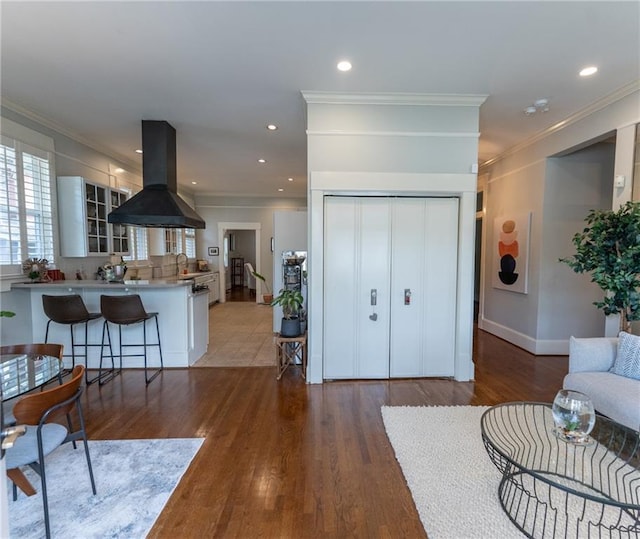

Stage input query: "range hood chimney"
[{"left": 108, "top": 120, "right": 205, "bottom": 229}]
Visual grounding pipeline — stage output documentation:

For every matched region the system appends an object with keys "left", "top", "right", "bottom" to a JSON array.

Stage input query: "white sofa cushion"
[
  {"left": 563, "top": 371, "right": 640, "bottom": 431},
  {"left": 611, "top": 331, "right": 640, "bottom": 380},
  {"left": 568, "top": 336, "right": 617, "bottom": 373}
]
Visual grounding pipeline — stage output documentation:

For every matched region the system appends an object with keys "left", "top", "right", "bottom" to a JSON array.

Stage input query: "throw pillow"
[{"left": 611, "top": 331, "right": 640, "bottom": 380}]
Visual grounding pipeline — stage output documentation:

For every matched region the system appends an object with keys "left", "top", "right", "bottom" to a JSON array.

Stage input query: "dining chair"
[
  {"left": 5, "top": 364, "right": 96, "bottom": 539},
  {"left": 0, "top": 343, "right": 64, "bottom": 426}
]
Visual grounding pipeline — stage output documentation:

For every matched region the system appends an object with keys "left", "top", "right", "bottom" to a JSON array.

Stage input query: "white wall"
[
  {"left": 480, "top": 88, "right": 639, "bottom": 352},
  {"left": 305, "top": 92, "right": 486, "bottom": 384}
]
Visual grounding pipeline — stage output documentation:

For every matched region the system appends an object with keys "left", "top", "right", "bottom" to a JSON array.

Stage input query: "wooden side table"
[{"left": 275, "top": 332, "right": 307, "bottom": 380}]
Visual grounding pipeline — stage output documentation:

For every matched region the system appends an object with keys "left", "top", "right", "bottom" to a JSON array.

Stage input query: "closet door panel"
[
  {"left": 389, "top": 199, "right": 427, "bottom": 377},
  {"left": 355, "top": 199, "right": 391, "bottom": 378},
  {"left": 324, "top": 198, "right": 358, "bottom": 378},
  {"left": 420, "top": 198, "right": 458, "bottom": 377}
]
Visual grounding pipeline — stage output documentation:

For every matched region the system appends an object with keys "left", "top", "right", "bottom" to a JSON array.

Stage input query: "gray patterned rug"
[{"left": 7, "top": 438, "right": 204, "bottom": 538}]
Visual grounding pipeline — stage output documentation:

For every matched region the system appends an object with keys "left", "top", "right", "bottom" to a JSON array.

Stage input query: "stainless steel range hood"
[{"left": 108, "top": 120, "right": 206, "bottom": 229}]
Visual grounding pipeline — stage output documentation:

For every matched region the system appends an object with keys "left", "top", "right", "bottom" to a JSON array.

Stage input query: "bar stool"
[
  {"left": 99, "top": 294, "right": 164, "bottom": 385},
  {"left": 42, "top": 294, "right": 102, "bottom": 383}
]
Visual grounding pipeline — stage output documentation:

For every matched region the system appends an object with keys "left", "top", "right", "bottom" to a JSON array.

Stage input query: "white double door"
[{"left": 324, "top": 196, "right": 459, "bottom": 379}]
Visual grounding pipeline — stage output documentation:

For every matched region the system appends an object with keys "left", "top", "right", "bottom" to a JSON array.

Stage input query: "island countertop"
[
  {"left": 11, "top": 279, "right": 191, "bottom": 289},
  {"left": 12, "top": 279, "right": 208, "bottom": 367}
]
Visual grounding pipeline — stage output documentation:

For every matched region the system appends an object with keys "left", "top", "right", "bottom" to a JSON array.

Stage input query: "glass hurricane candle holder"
[{"left": 552, "top": 389, "right": 596, "bottom": 444}]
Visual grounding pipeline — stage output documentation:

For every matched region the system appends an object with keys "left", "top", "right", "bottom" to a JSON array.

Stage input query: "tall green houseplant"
[{"left": 560, "top": 201, "right": 640, "bottom": 332}]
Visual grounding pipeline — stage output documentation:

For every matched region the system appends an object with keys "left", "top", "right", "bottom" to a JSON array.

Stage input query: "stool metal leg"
[
  {"left": 144, "top": 315, "right": 163, "bottom": 385},
  {"left": 90, "top": 321, "right": 118, "bottom": 386}
]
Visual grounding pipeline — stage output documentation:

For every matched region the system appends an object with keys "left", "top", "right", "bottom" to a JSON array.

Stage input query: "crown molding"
[
  {"left": 306, "top": 130, "right": 480, "bottom": 138},
  {"left": 1, "top": 97, "right": 141, "bottom": 171},
  {"left": 301, "top": 91, "right": 488, "bottom": 107},
  {"left": 481, "top": 80, "right": 640, "bottom": 168}
]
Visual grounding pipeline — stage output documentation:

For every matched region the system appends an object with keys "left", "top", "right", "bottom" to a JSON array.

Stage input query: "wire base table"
[{"left": 481, "top": 402, "right": 640, "bottom": 539}]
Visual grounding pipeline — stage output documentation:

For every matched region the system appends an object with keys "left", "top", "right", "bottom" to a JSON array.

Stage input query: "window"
[
  {"left": 123, "top": 226, "right": 149, "bottom": 262},
  {"left": 0, "top": 136, "right": 54, "bottom": 274},
  {"left": 184, "top": 228, "right": 196, "bottom": 258}
]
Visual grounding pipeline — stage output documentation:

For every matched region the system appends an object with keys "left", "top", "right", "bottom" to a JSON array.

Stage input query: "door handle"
[
  {"left": 370, "top": 289, "right": 377, "bottom": 306},
  {"left": 404, "top": 288, "right": 411, "bottom": 305}
]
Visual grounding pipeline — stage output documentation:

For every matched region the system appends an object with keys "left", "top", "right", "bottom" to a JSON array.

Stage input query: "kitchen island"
[{"left": 12, "top": 279, "right": 209, "bottom": 368}]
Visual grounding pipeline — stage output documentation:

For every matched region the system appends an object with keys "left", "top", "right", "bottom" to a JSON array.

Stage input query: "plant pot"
[
  {"left": 263, "top": 294, "right": 273, "bottom": 304},
  {"left": 280, "top": 317, "right": 301, "bottom": 337}
]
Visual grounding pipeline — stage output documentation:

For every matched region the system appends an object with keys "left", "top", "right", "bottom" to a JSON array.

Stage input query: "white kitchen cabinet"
[
  {"left": 323, "top": 196, "right": 459, "bottom": 379},
  {"left": 57, "top": 176, "right": 130, "bottom": 257}
]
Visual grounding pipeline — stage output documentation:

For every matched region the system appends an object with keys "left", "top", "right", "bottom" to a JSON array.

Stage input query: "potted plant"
[
  {"left": 251, "top": 270, "right": 273, "bottom": 304},
  {"left": 271, "top": 288, "right": 304, "bottom": 337},
  {"left": 560, "top": 201, "right": 640, "bottom": 333}
]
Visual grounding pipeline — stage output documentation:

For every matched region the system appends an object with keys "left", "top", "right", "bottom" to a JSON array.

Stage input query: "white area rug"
[
  {"left": 381, "top": 405, "right": 523, "bottom": 539},
  {"left": 8, "top": 438, "right": 204, "bottom": 538}
]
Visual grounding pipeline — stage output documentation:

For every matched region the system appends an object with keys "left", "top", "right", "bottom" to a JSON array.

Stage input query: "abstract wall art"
[{"left": 492, "top": 213, "right": 531, "bottom": 294}]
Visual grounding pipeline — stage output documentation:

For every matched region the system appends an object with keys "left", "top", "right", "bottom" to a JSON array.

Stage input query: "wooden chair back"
[
  {"left": 0, "top": 343, "right": 64, "bottom": 361},
  {"left": 13, "top": 365, "right": 84, "bottom": 425}
]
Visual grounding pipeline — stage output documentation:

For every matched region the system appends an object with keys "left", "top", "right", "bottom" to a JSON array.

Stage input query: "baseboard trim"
[{"left": 478, "top": 318, "right": 568, "bottom": 355}]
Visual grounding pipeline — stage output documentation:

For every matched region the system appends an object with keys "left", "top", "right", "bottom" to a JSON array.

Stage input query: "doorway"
[{"left": 217, "top": 222, "right": 262, "bottom": 304}]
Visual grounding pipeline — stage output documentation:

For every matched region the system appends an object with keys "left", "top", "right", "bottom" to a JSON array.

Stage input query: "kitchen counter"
[
  {"left": 12, "top": 279, "right": 191, "bottom": 289},
  {"left": 12, "top": 279, "right": 208, "bottom": 368}
]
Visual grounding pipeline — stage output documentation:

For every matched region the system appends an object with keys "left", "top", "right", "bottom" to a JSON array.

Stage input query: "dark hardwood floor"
[{"left": 82, "top": 328, "right": 568, "bottom": 538}]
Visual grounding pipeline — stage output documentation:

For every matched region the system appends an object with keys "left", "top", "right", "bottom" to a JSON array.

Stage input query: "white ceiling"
[{"left": 1, "top": 1, "right": 639, "bottom": 199}]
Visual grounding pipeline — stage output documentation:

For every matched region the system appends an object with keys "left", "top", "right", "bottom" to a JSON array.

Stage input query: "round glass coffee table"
[{"left": 481, "top": 402, "right": 640, "bottom": 538}]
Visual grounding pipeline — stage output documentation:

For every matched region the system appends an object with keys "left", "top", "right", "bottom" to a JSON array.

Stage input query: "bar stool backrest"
[
  {"left": 100, "top": 295, "right": 149, "bottom": 325},
  {"left": 42, "top": 295, "right": 91, "bottom": 324}
]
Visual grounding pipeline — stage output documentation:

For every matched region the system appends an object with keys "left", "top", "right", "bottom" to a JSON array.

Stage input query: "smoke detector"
[{"left": 524, "top": 98, "right": 550, "bottom": 116}]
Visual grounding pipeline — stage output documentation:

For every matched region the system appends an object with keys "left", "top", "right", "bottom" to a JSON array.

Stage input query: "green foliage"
[
  {"left": 271, "top": 288, "right": 304, "bottom": 319},
  {"left": 0, "top": 311, "right": 16, "bottom": 318},
  {"left": 559, "top": 201, "right": 640, "bottom": 331},
  {"left": 251, "top": 270, "right": 271, "bottom": 294}
]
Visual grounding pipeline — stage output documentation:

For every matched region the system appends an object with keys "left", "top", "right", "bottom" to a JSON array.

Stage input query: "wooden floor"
[{"left": 82, "top": 328, "right": 568, "bottom": 538}]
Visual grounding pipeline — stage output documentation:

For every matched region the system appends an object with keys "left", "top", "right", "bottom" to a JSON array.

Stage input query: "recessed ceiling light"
[
  {"left": 278, "top": 188, "right": 284, "bottom": 192},
  {"left": 258, "top": 158, "right": 266, "bottom": 164},
  {"left": 337, "top": 60, "right": 352, "bottom": 72},
  {"left": 191, "top": 181, "right": 197, "bottom": 185},
  {"left": 135, "top": 149, "right": 143, "bottom": 154},
  {"left": 266, "top": 124, "right": 278, "bottom": 131},
  {"left": 288, "top": 177, "right": 294, "bottom": 182},
  {"left": 579, "top": 66, "right": 598, "bottom": 77}
]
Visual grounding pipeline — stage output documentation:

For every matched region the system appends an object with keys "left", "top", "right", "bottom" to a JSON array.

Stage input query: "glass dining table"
[
  {"left": 1, "top": 353, "right": 62, "bottom": 402},
  {"left": 1, "top": 352, "right": 63, "bottom": 497}
]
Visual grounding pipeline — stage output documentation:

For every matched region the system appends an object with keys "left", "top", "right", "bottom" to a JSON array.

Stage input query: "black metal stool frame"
[
  {"left": 42, "top": 294, "right": 105, "bottom": 385},
  {"left": 99, "top": 295, "right": 164, "bottom": 385}
]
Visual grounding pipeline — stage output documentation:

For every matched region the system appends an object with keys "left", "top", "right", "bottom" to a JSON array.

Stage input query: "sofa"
[{"left": 563, "top": 336, "right": 640, "bottom": 431}]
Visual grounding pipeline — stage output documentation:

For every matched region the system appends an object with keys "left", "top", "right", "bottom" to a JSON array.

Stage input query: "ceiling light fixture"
[
  {"left": 114, "top": 168, "right": 124, "bottom": 174},
  {"left": 258, "top": 158, "right": 266, "bottom": 163},
  {"left": 523, "top": 98, "right": 550, "bottom": 116},
  {"left": 135, "top": 149, "right": 143, "bottom": 154},
  {"left": 337, "top": 60, "right": 352, "bottom": 72},
  {"left": 580, "top": 66, "right": 598, "bottom": 77},
  {"left": 288, "top": 178, "right": 294, "bottom": 182},
  {"left": 278, "top": 188, "right": 284, "bottom": 192},
  {"left": 191, "top": 181, "right": 197, "bottom": 185},
  {"left": 267, "top": 124, "right": 278, "bottom": 131}
]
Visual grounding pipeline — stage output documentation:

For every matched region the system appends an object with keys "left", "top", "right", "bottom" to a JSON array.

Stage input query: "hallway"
[{"left": 193, "top": 301, "right": 275, "bottom": 367}]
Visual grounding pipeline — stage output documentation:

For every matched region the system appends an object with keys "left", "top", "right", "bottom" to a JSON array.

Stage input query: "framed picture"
[
  {"left": 208, "top": 246, "right": 219, "bottom": 256},
  {"left": 492, "top": 212, "right": 531, "bottom": 294}
]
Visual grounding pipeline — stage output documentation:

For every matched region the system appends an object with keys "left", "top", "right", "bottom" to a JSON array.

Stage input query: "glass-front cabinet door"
[
  {"left": 85, "top": 182, "right": 108, "bottom": 254},
  {"left": 110, "top": 190, "right": 129, "bottom": 254},
  {"left": 57, "top": 176, "right": 130, "bottom": 257}
]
